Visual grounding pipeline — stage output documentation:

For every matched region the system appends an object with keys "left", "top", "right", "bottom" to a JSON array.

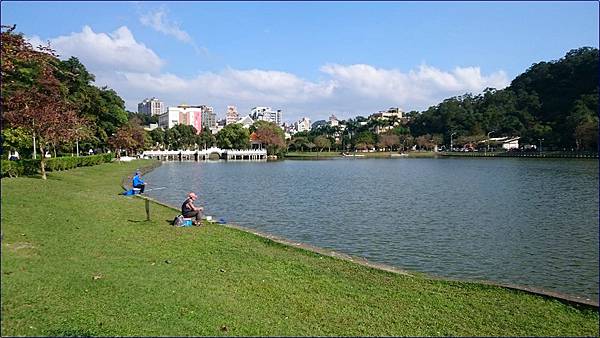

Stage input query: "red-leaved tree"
[{"left": 2, "top": 25, "right": 86, "bottom": 179}]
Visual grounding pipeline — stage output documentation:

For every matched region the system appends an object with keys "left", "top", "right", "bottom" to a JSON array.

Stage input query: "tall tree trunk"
[{"left": 39, "top": 145, "right": 47, "bottom": 180}]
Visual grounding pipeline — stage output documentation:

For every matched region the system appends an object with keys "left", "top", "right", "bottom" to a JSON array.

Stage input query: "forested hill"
[{"left": 409, "top": 47, "right": 598, "bottom": 150}]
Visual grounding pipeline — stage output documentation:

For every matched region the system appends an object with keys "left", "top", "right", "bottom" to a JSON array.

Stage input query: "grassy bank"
[
  {"left": 440, "top": 151, "right": 598, "bottom": 159},
  {"left": 285, "top": 151, "right": 440, "bottom": 159},
  {"left": 1, "top": 161, "right": 598, "bottom": 336},
  {"left": 285, "top": 151, "right": 342, "bottom": 158}
]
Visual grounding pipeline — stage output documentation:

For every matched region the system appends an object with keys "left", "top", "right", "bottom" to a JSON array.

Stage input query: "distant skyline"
[{"left": 2, "top": 1, "right": 598, "bottom": 122}]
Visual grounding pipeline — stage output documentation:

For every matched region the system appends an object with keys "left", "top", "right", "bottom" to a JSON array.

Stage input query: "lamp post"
[
  {"left": 538, "top": 138, "right": 544, "bottom": 154},
  {"left": 450, "top": 132, "right": 456, "bottom": 152},
  {"left": 486, "top": 130, "right": 495, "bottom": 153},
  {"left": 32, "top": 120, "right": 37, "bottom": 159}
]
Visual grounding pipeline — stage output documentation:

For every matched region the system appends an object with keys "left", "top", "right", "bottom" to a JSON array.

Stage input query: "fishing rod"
[{"left": 144, "top": 187, "right": 167, "bottom": 192}]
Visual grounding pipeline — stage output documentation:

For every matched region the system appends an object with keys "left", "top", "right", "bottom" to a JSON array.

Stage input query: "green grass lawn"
[
  {"left": 1, "top": 161, "right": 598, "bottom": 336},
  {"left": 285, "top": 151, "right": 342, "bottom": 158},
  {"left": 285, "top": 151, "right": 440, "bottom": 159}
]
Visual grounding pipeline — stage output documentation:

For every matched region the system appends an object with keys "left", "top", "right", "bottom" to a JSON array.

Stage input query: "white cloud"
[
  {"left": 139, "top": 8, "right": 206, "bottom": 55},
  {"left": 140, "top": 9, "right": 192, "bottom": 43},
  {"left": 29, "top": 26, "right": 164, "bottom": 74},
  {"left": 321, "top": 63, "right": 509, "bottom": 113},
  {"left": 105, "top": 63, "right": 507, "bottom": 121},
  {"left": 30, "top": 26, "right": 509, "bottom": 122}
]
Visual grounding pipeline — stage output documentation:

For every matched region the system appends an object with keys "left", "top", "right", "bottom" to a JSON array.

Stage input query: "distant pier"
[{"left": 142, "top": 147, "right": 267, "bottom": 161}]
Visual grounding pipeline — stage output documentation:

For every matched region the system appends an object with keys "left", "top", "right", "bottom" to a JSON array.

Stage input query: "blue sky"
[{"left": 2, "top": 1, "right": 598, "bottom": 122}]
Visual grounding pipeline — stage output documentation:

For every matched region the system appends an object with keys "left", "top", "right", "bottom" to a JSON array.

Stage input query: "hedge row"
[{"left": 1, "top": 153, "right": 113, "bottom": 178}]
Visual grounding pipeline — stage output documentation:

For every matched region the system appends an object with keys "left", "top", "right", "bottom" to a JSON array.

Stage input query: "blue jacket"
[{"left": 133, "top": 174, "right": 145, "bottom": 186}]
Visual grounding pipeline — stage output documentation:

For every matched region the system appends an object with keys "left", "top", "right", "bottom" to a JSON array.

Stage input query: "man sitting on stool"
[
  {"left": 182, "top": 192, "right": 203, "bottom": 226},
  {"left": 132, "top": 170, "right": 146, "bottom": 193}
]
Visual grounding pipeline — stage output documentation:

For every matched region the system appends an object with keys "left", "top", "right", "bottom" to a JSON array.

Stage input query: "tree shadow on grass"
[{"left": 45, "top": 328, "right": 99, "bottom": 337}]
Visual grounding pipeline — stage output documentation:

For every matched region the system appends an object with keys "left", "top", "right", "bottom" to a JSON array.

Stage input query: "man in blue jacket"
[{"left": 132, "top": 170, "right": 146, "bottom": 194}]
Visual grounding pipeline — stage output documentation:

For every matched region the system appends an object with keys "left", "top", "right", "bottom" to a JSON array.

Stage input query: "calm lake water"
[{"left": 144, "top": 158, "right": 599, "bottom": 301}]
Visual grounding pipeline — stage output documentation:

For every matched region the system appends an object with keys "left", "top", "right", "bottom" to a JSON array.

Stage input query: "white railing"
[
  {"left": 227, "top": 149, "right": 267, "bottom": 155},
  {"left": 142, "top": 148, "right": 267, "bottom": 158}
]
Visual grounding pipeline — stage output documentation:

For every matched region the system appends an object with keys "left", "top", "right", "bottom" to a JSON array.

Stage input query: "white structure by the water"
[
  {"left": 487, "top": 137, "right": 521, "bottom": 150},
  {"left": 142, "top": 147, "right": 267, "bottom": 161}
]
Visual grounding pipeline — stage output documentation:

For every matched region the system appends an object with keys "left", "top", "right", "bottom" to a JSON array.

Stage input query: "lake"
[{"left": 144, "top": 157, "right": 599, "bottom": 301}]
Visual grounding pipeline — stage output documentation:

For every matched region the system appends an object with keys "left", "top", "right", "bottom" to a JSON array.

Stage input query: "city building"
[
  {"left": 210, "top": 119, "right": 227, "bottom": 135},
  {"left": 158, "top": 109, "right": 180, "bottom": 130},
  {"left": 328, "top": 114, "right": 339, "bottom": 127},
  {"left": 370, "top": 107, "right": 404, "bottom": 134},
  {"left": 294, "top": 117, "right": 311, "bottom": 133},
  {"left": 225, "top": 106, "right": 240, "bottom": 125},
  {"left": 143, "top": 123, "right": 159, "bottom": 131},
  {"left": 137, "top": 97, "right": 165, "bottom": 116},
  {"left": 236, "top": 115, "right": 254, "bottom": 129},
  {"left": 250, "top": 107, "right": 283, "bottom": 125},
  {"left": 283, "top": 122, "right": 296, "bottom": 136},
  {"left": 201, "top": 106, "right": 216, "bottom": 130},
  {"left": 158, "top": 104, "right": 204, "bottom": 132}
]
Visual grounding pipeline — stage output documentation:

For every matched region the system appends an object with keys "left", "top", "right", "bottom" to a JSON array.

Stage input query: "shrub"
[
  {"left": 1, "top": 153, "right": 114, "bottom": 177},
  {"left": 1, "top": 160, "right": 23, "bottom": 178}
]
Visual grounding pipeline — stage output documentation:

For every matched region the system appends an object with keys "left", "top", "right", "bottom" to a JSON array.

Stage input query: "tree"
[
  {"left": 398, "top": 134, "right": 414, "bottom": 151},
  {"left": 2, "top": 26, "right": 85, "bottom": 178},
  {"left": 378, "top": 133, "right": 400, "bottom": 151},
  {"left": 216, "top": 123, "right": 250, "bottom": 149},
  {"left": 149, "top": 128, "right": 166, "bottom": 150},
  {"left": 253, "top": 121, "right": 286, "bottom": 156},
  {"left": 196, "top": 127, "right": 216, "bottom": 149},
  {"left": 289, "top": 136, "right": 308, "bottom": 152},
  {"left": 108, "top": 121, "right": 147, "bottom": 156},
  {"left": 574, "top": 117, "right": 598, "bottom": 150},
  {"left": 165, "top": 127, "right": 181, "bottom": 150},
  {"left": 1, "top": 127, "right": 32, "bottom": 159},
  {"left": 354, "top": 131, "right": 376, "bottom": 150},
  {"left": 313, "top": 135, "right": 331, "bottom": 152},
  {"left": 172, "top": 124, "right": 198, "bottom": 150}
]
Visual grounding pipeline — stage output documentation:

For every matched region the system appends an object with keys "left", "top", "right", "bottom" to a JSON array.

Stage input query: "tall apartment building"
[
  {"left": 250, "top": 106, "right": 283, "bottom": 126},
  {"left": 158, "top": 105, "right": 202, "bottom": 131},
  {"left": 157, "top": 104, "right": 216, "bottom": 132},
  {"left": 201, "top": 106, "right": 216, "bottom": 130},
  {"left": 295, "top": 117, "right": 311, "bottom": 133},
  {"left": 225, "top": 106, "right": 240, "bottom": 125},
  {"left": 137, "top": 97, "right": 165, "bottom": 116}
]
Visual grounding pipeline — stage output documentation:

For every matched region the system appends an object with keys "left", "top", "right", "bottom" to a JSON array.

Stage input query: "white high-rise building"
[
  {"left": 328, "top": 114, "right": 339, "bottom": 127},
  {"left": 158, "top": 104, "right": 204, "bottom": 131},
  {"left": 225, "top": 106, "right": 240, "bottom": 125},
  {"left": 295, "top": 117, "right": 311, "bottom": 133},
  {"left": 250, "top": 106, "right": 283, "bottom": 126},
  {"left": 137, "top": 97, "right": 165, "bottom": 116}
]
